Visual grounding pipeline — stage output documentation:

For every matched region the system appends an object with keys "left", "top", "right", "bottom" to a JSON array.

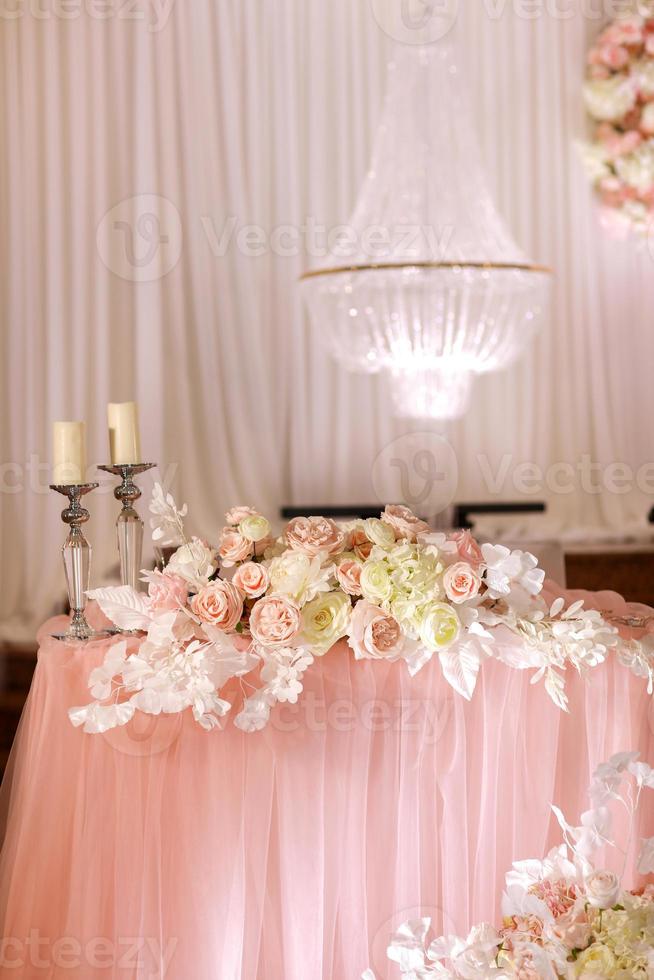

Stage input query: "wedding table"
[{"left": 0, "top": 592, "right": 653, "bottom": 980}]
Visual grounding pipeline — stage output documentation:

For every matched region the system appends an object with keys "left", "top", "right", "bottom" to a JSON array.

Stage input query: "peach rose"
[
  {"left": 191, "top": 580, "right": 243, "bottom": 630},
  {"left": 285, "top": 516, "right": 345, "bottom": 557},
  {"left": 250, "top": 594, "right": 302, "bottom": 647},
  {"left": 443, "top": 561, "right": 482, "bottom": 604},
  {"left": 348, "top": 599, "right": 405, "bottom": 661},
  {"left": 381, "top": 504, "right": 430, "bottom": 541},
  {"left": 599, "top": 42, "right": 630, "bottom": 70},
  {"left": 219, "top": 526, "right": 253, "bottom": 567},
  {"left": 225, "top": 506, "right": 257, "bottom": 526},
  {"left": 449, "top": 529, "right": 484, "bottom": 568},
  {"left": 147, "top": 570, "right": 189, "bottom": 611},
  {"left": 337, "top": 560, "right": 363, "bottom": 596},
  {"left": 232, "top": 561, "right": 270, "bottom": 599},
  {"left": 349, "top": 526, "right": 373, "bottom": 561},
  {"left": 551, "top": 908, "right": 592, "bottom": 951}
]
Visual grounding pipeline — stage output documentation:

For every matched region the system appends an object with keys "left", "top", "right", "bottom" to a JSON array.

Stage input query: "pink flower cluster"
[{"left": 585, "top": 15, "right": 654, "bottom": 226}]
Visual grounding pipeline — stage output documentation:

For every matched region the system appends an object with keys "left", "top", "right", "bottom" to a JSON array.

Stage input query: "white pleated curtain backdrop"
[{"left": 1, "top": 1, "right": 653, "bottom": 634}]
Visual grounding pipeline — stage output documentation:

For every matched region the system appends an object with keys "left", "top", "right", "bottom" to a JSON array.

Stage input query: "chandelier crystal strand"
[{"left": 301, "top": 39, "right": 551, "bottom": 419}]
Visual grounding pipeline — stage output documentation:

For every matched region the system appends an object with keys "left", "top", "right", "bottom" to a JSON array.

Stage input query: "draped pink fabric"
[{"left": 0, "top": 591, "right": 653, "bottom": 979}]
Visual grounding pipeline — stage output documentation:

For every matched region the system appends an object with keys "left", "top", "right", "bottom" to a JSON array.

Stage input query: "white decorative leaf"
[
  {"left": 87, "top": 586, "right": 152, "bottom": 630},
  {"left": 439, "top": 641, "right": 481, "bottom": 700},
  {"left": 543, "top": 668, "right": 569, "bottom": 712},
  {"left": 562, "top": 599, "right": 585, "bottom": 619},
  {"left": 549, "top": 597, "right": 565, "bottom": 617}
]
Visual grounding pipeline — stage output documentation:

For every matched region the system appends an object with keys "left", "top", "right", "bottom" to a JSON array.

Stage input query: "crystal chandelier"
[{"left": 301, "top": 37, "right": 551, "bottom": 420}]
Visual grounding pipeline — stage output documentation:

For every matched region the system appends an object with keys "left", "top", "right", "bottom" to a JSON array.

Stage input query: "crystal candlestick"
[
  {"left": 50, "top": 483, "right": 113, "bottom": 642},
  {"left": 98, "top": 463, "right": 155, "bottom": 590}
]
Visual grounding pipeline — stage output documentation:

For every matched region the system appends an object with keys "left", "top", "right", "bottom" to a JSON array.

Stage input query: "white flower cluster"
[{"left": 365, "top": 752, "right": 654, "bottom": 979}]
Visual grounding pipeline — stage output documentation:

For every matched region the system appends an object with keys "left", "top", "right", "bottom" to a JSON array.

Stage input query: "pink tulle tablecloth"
[{"left": 1, "top": 593, "right": 653, "bottom": 980}]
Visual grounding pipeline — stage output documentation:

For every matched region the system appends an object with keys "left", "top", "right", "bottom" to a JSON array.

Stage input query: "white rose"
[
  {"left": 615, "top": 140, "right": 654, "bottom": 193},
  {"left": 585, "top": 870, "right": 621, "bottom": 909},
  {"left": 363, "top": 518, "right": 396, "bottom": 549},
  {"left": 239, "top": 514, "right": 271, "bottom": 543},
  {"left": 583, "top": 76, "right": 636, "bottom": 122},
  {"left": 167, "top": 538, "right": 216, "bottom": 587},
  {"left": 360, "top": 560, "right": 393, "bottom": 604},
  {"left": 267, "top": 552, "right": 333, "bottom": 606},
  {"left": 301, "top": 592, "right": 351, "bottom": 655}
]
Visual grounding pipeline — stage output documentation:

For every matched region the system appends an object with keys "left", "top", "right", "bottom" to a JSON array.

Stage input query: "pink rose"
[
  {"left": 232, "top": 561, "right": 270, "bottom": 599},
  {"left": 249, "top": 594, "right": 302, "bottom": 647},
  {"left": 219, "top": 527, "right": 253, "bottom": 567},
  {"left": 349, "top": 527, "right": 373, "bottom": 561},
  {"left": 381, "top": 504, "right": 430, "bottom": 541},
  {"left": 348, "top": 599, "right": 405, "bottom": 661},
  {"left": 285, "top": 516, "right": 345, "bottom": 557},
  {"left": 443, "top": 561, "right": 482, "bottom": 604},
  {"left": 551, "top": 908, "right": 592, "bottom": 951},
  {"left": 191, "top": 580, "right": 243, "bottom": 630},
  {"left": 225, "top": 506, "right": 257, "bottom": 526},
  {"left": 449, "top": 529, "right": 484, "bottom": 568},
  {"left": 599, "top": 42, "right": 630, "bottom": 70},
  {"left": 147, "top": 570, "right": 189, "bottom": 611},
  {"left": 337, "top": 560, "right": 363, "bottom": 596}
]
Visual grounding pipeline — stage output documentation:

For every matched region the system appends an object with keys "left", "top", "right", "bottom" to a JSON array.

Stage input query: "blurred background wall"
[{"left": 1, "top": 0, "right": 654, "bottom": 634}]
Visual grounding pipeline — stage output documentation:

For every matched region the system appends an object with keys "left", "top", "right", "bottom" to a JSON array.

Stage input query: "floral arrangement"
[
  {"left": 363, "top": 751, "right": 654, "bottom": 979},
  {"left": 580, "top": 7, "right": 654, "bottom": 234},
  {"left": 68, "top": 486, "right": 653, "bottom": 735}
]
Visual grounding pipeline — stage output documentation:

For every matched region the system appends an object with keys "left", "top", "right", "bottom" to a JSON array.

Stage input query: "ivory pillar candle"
[
  {"left": 52, "top": 422, "right": 87, "bottom": 485},
  {"left": 108, "top": 402, "right": 142, "bottom": 465}
]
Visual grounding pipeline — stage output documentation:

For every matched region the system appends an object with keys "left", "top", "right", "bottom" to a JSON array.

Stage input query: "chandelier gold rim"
[{"left": 299, "top": 260, "right": 552, "bottom": 281}]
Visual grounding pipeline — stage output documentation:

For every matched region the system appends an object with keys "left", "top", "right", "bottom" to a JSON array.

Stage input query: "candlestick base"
[
  {"left": 49, "top": 484, "right": 115, "bottom": 643},
  {"left": 98, "top": 464, "right": 155, "bottom": 593}
]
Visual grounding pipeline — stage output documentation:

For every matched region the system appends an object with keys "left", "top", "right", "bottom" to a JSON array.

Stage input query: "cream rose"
[
  {"left": 572, "top": 943, "right": 618, "bottom": 978},
  {"left": 381, "top": 504, "right": 430, "bottom": 542},
  {"left": 250, "top": 594, "right": 302, "bottom": 647},
  {"left": 348, "top": 599, "right": 405, "bottom": 661},
  {"left": 443, "top": 562, "right": 482, "bottom": 604},
  {"left": 363, "top": 517, "right": 396, "bottom": 549},
  {"left": 219, "top": 526, "right": 253, "bottom": 567},
  {"left": 167, "top": 538, "right": 216, "bottom": 587},
  {"left": 239, "top": 514, "right": 271, "bottom": 543},
  {"left": 225, "top": 505, "right": 257, "bottom": 526},
  {"left": 190, "top": 579, "right": 243, "bottom": 631},
  {"left": 285, "top": 516, "right": 345, "bottom": 556},
  {"left": 301, "top": 592, "right": 351, "bottom": 655},
  {"left": 232, "top": 561, "right": 270, "bottom": 599},
  {"left": 360, "top": 560, "right": 393, "bottom": 604},
  {"left": 585, "top": 870, "right": 621, "bottom": 910},
  {"left": 419, "top": 603, "right": 460, "bottom": 651},
  {"left": 337, "top": 559, "right": 363, "bottom": 596}
]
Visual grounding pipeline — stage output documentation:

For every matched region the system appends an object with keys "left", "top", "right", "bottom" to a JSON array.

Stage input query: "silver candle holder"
[
  {"left": 97, "top": 463, "right": 155, "bottom": 590},
  {"left": 50, "top": 483, "right": 114, "bottom": 642}
]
